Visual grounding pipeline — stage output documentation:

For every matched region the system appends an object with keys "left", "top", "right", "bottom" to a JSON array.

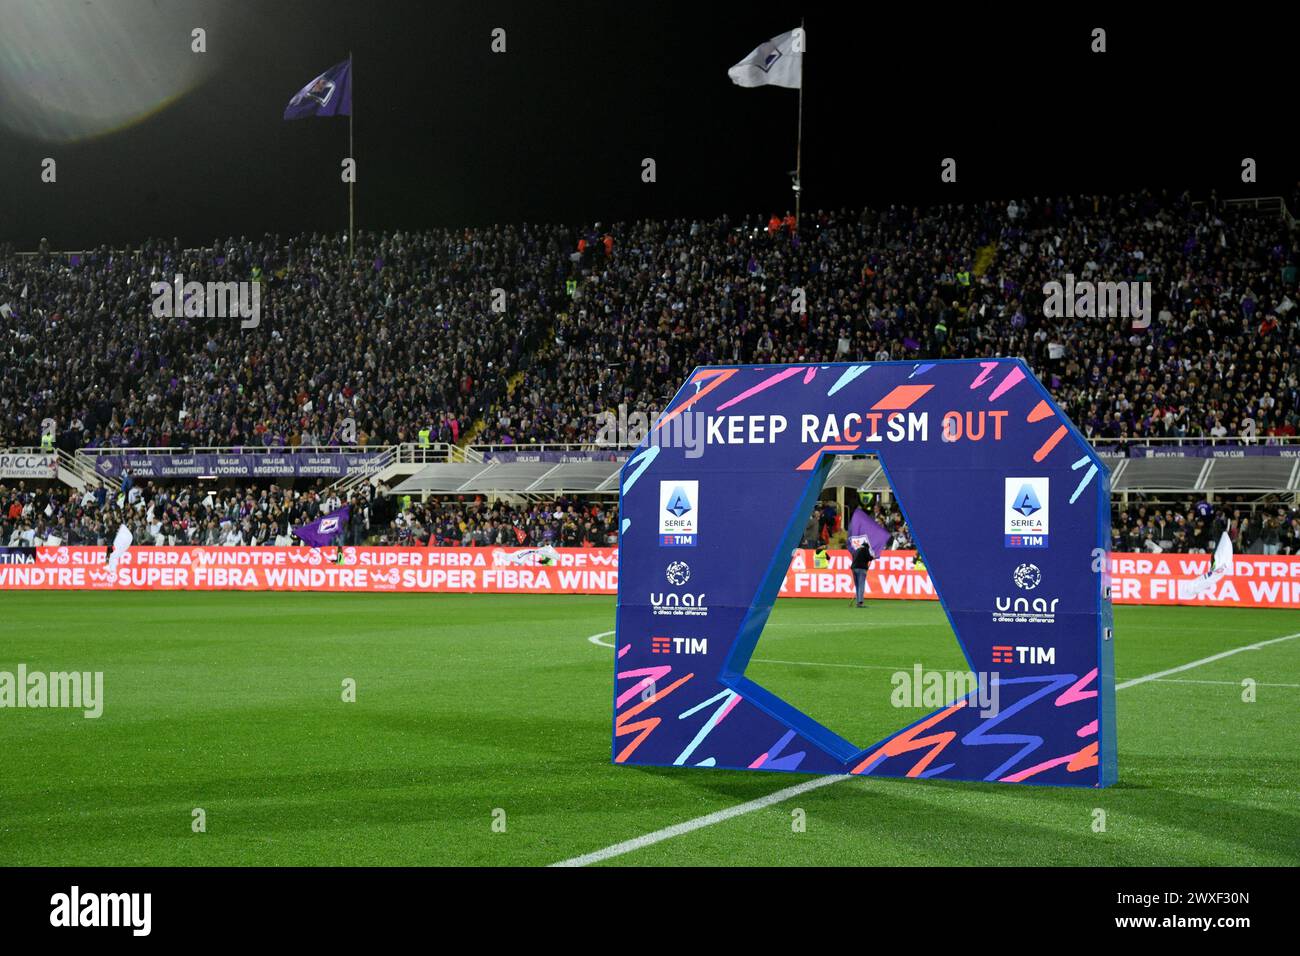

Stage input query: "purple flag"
[
  {"left": 848, "top": 506, "right": 890, "bottom": 557},
  {"left": 293, "top": 506, "right": 349, "bottom": 547},
  {"left": 284, "top": 58, "right": 352, "bottom": 120}
]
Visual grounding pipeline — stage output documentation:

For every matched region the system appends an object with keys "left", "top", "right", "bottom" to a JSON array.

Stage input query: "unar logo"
[{"left": 650, "top": 592, "right": 708, "bottom": 617}]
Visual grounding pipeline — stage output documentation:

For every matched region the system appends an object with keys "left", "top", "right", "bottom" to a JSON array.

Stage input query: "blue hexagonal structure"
[{"left": 613, "top": 359, "right": 1116, "bottom": 786}]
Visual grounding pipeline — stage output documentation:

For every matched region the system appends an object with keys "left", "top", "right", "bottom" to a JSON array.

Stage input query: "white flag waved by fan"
[
  {"left": 106, "top": 523, "right": 134, "bottom": 575},
  {"left": 728, "top": 28, "right": 804, "bottom": 89},
  {"left": 494, "top": 545, "right": 560, "bottom": 567},
  {"left": 1177, "top": 532, "right": 1233, "bottom": 600}
]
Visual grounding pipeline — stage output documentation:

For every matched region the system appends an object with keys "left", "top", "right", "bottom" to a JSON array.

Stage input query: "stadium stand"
[{"left": 2, "top": 190, "right": 1298, "bottom": 553}]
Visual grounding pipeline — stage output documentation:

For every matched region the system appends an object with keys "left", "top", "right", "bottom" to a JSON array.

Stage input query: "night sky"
[{"left": 1, "top": 1, "right": 1294, "bottom": 249}]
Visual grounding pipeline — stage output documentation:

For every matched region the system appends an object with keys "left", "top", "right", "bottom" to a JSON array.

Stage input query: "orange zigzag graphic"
[
  {"left": 851, "top": 701, "right": 966, "bottom": 776},
  {"left": 614, "top": 673, "right": 694, "bottom": 763}
]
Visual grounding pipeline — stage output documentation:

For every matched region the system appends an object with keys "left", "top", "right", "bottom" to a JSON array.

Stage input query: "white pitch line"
[
  {"left": 1115, "top": 632, "right": 1299, "bottom": 690},
  {"left": 558, "top": 629, "right": 1300, "bottom": 867},
  {"left": 1122, "top": 678, "right": 1300, "bottom": 688},
  {"left": 764, "top": 620, "right": 939, "bottom": 628},
  {"left": 549, "top": 774, "right": 852, "bottom": 868}
]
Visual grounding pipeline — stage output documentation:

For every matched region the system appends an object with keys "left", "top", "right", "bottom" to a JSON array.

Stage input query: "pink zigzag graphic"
[
  {"left": 988, "top": 365, "right": 1025, "bottom": 401},
  {"left": 970, "top": 362, "right": 999, "bottom": 389},
  {"left": 616, "top": 664, "right": 673, "bottom": 708},
  {"left": 716, "top": 366, "right": 805, "bottom": 410},
  {"left": 1055, "top": 669, "right": 1098, "bottom": 706}
]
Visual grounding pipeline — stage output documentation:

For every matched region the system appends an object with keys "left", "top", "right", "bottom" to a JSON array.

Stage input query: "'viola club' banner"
[
  {"left": 84, "top": 451, "right": 387, "bottom": 480},
  {"left": 1125, "top": 444, "right": 1300, "bottom": 458},
  {"left": 1, "top": 546, "right": 1296, "bottom": 607}
]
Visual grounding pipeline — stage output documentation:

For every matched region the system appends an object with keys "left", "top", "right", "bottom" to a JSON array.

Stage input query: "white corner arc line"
[{"left": 562, "top": 630, "right": 1300, "bottom": 867}]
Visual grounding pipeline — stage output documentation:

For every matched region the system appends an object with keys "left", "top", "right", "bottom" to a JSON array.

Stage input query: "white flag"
[
  {"left": 106, "top": 523, "right": 133, "bottom": 575},
  {"left": 1177, "top": 532, "right": 1233, "bottom": 600},
  {"left": 728, "top": 28, "right": 803, "bottom": 89},
  {"left": 494, "top": 545, "right": 560, "bottom": 567}
]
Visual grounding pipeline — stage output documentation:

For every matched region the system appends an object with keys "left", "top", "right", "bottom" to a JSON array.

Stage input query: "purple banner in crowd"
[
  {"left": 1126, "top": 444, "right": 1300, "bottom": 459},
  {"left": 86, "top": 452, "right": 387, "bottom": 480},
  {"left": 479, "top": 450, "right": 629, "bottom": 463},
  {"left": 848, "top": 507, "right": 892, "bottom": 557},
  {"left": 293, "top": 506, "right": 350, "bottom": 547}
]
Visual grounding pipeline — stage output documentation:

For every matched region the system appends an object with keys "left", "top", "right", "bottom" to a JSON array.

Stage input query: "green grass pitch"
[{"left": 1, "top": 593, "right": 1297, "bottom": 866}]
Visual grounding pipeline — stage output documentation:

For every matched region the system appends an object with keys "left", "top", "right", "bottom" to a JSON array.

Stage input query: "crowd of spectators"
[
  {"left": 4, "top": 475, "right": 1296, "bottom": 555},
  {"left": 484, "top": 190, "right": 1300, "bottom": 447},
  {"left": 3, "top": 190, "right": 1299, "bottom": 557},
  {"left": 0, "top": 226, "right": 569, "bottom": 450},
  {"left": 1111, "top": 498, "right": 1299, "bottom": 555},
  {"left": 3, "top": 189, "right": 1298, "bottom": 455}
]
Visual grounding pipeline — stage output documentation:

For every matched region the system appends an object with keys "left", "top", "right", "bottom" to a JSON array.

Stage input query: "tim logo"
[
  {"left": 1004, "top": 477, "right": 1049, "bottom": 548},
  {"left": 659, "top": 480, "right": 698, "bottom": 547},
  {"left": 992, "top": 645, "right": 1056, "bottom": 665},
  {"left": 651, "top": 636, "right": 708, "bottom": 655}
]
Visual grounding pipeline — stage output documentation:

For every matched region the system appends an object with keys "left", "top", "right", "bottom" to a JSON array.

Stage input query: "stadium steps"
[
  {"left": 458, "top": 370, "right": 527, "bottom": 448},
  {"left": 58, "top": 449, "right": 118, "bottom": 491}
]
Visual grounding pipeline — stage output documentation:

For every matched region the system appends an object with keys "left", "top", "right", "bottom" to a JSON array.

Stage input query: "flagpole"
[
  {"left": 348, "top": 48, "right": 353, "bottom": 257},
  {"left": 794, "top": 19, "right": 804, "bottom": 230}
]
